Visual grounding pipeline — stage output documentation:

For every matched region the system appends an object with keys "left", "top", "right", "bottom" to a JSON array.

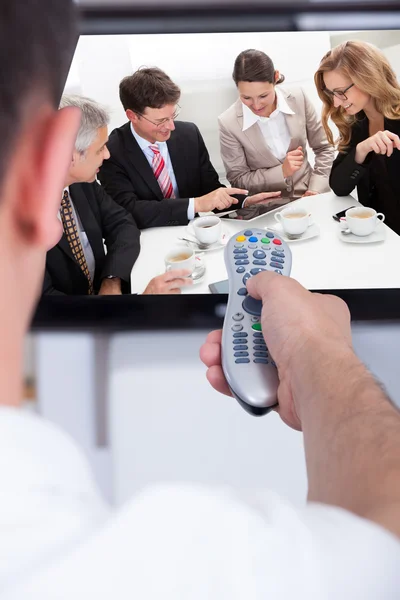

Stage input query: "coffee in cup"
[
  {"left": 192, "top": 216, "right": 221, "bottom": 245},
  {"left": 275, "top": 207, "right": 312, "bottom": 236},
  {"left": 344, "top": 207, "right": 385, "bottom": 236},
  {"left": 165, "top": 246, "right": 196, "bottom": 275}
]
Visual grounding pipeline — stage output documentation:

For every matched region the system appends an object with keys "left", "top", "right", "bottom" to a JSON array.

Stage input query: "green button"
[
  {"left": 261, "top": 238, "right": 270, "bottom": 244},
  {"left": 252, "top": 323, "right": 262, "bottom": 331}
]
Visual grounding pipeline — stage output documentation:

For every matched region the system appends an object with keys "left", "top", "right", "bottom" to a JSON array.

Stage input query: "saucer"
[
  {"left": 337, "top": 221, "right": 386, "bottom": 244},
  {"left": 184, "top": 222, "right": 228, "bottom": 251},
  {"left": 267, "top": 222, "right": 320, "bottom": 242},
  {"left": 190, "top": 254, "right": 206, "bottom": 283}
]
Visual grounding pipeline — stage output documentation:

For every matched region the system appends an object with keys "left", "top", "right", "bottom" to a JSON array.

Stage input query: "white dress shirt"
[
  {"left": 2, "top": 407, "right": 400, "bottom": 599},
  {"left": 60, "top": 187, "right": 96, "bottom": 281},
  {"left": 242, "top": 88, "right": 295, "bottom": 161},
  {"left": 130, "top": 124, "right": 195, "bottom": 220}
]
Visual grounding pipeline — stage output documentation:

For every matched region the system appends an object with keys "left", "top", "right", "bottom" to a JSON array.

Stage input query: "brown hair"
[
  {"left": 232, "top": 49, "right": 285, "bottom": 86},
  {"left": 315, "top": 40, "right": 400, "bottom": 152},
  {"left": 119, "top": 67, "right": 181, "bottom": 114}
]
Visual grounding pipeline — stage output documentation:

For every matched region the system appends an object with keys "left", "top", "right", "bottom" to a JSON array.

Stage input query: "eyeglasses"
[
  {"left": 323, "top": 83, "right": 354, "bottom": 101},
  {"left": 137, "top": 105, "right": 181, "bottom": 128}
]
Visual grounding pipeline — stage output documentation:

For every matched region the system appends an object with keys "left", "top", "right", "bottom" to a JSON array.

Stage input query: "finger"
[
  {"left": 199, "top": 339, "right": 222, "bottom": 368},
  {"left": 167, "top": 277, "right": 193, "bottom": 289},
  {"left": 205, "top": 329, "right": 223, "bottom": 345},
  {"left": 384, "top": 131, "right": 400, "bottom": 149},
  {"left": 163, "top": 269, "right": 192, "bottom": 281},
  {"left": 226, "top": 187, "right": 249, "bottom": 196},
  {"left": 371, "top": 142, "right": 381, "bottom": 154},
  {"left": 381, "top": 134, "right": 394, "bottom": 156},
  {"left": 206, "top": 366, "right": 233, "bottom": 397}
]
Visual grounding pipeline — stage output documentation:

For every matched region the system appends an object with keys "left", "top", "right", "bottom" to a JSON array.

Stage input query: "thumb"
[{"left": 246, "top": 271, "right": 277, "bottom": 300}]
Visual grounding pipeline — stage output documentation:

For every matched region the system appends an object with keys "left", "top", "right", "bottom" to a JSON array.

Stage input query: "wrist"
[{"left": 355, "top": 142, "right": 367, "bottom": 164}]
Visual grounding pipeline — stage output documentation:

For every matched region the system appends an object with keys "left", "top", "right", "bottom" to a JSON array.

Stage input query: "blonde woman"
[
  {"left": 218, "top": 49, "right": 334, "bottom": 200},
  {"left": 315, "top": 40, "right": 400, "bottom": 235}
]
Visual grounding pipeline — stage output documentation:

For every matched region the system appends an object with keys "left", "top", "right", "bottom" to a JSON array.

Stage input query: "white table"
[{"left": 131, "top": 191, "right": 400, "bottom": 293}]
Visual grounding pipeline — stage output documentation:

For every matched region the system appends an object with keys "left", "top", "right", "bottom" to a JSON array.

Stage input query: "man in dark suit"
[
  {"left": 44, "top": 95, "right": 192, "bottom": 296},
  {"left": 98, "top": 67, "right": 281, "bottom": 229}
]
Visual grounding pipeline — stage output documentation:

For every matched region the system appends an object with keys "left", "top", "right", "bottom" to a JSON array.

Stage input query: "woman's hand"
[{"left": 355, "top": 130, "right": 400, "bottom": 164}]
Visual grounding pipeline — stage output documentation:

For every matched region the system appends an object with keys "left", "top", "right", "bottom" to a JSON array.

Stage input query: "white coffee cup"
[
  {"left": 344, "top": 207, "right": 385, "bottom": 236},
  {"left": 192, "top": 216, "right": 222, "bottom": 245},
  {"left": 165, "top": 246, "right": 196, "bottom": 275},
  {"left": 275, "top": 207, "right": 312, "bottom": 235}
]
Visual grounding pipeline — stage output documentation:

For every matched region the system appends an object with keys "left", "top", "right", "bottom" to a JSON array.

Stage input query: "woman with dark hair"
[
  {"left": 219, "top": 49, "right": 334, "bottom": 200},
  {"left": 315, "top": 40, "right": 400, "bottom": 235}
]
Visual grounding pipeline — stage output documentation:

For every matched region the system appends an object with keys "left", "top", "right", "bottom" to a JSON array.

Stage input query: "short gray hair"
[{"left": 60, "top": 94, "right": 110, "bottom": 154}]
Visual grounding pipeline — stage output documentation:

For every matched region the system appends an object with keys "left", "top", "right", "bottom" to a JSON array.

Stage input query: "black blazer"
[
  {"left": 330, "top": 114, "right": 400, "bottom": 235},
  {"left": 98, "top": 121, "right": 245, "bottom": 229},
  {"left": 43, "top": 181, "right": 141, "bottom": 296}
]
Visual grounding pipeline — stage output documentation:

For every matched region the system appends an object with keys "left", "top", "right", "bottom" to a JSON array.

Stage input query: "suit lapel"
[
  {"left": 167, "top": 130, "right": 187, "bottom": 196},
  {"left": 283, "top": 92, "right": 302, "bottom": 151},
  {"left": 236, "top": 100, "right": 283, "bottom": 166},
  {"left": 122, "top": 124, "right": 163, "bottom": 199},
  {"left": 69, "top": 184, "right": 103, "bottom": 263}
]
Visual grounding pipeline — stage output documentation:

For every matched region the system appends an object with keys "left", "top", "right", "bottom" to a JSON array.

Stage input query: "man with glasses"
[{"left": 98, "top": 67, "right": 281, "bottom": 229}]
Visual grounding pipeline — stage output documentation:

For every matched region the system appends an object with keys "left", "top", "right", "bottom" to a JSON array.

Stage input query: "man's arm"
[
  {"left": 201, "top": 273, "right": 400, "bottom": 539},
  {"left": 42, "top": 267, "right": 67, "bottom": 296}
]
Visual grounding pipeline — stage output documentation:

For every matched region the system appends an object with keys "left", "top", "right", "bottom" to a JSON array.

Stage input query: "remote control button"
[
  {"left": 231, "top": 324, "right": 243, "bottom": 332},
  {"left": 272, "top": 257, "right": 284, "bottom": 264},
  {"left": 250, "top": 267, "right": 266, "bottom": 275},
  {"left": 253, "top": 331, "right": 264, "bottom": 338},
  {"left": 261, "top": 245, "right": 271, "bottom": 250},
  {"left": 248, "top": 236, "right": 258, "bottom": 242},
  {"left": 236, "top": 266, "right": 245, "bottom": 273},
  {"left": 244, "top": 230, "right": 253, "bottom": 236},
  {"left": 275, "top": 270, "right": 283, "bottom": 275},
  {"left": 261, "top": 237, "right": 271, "bottom": 244},
  {"left": 234, "top": 352, "right": 249, "bottom": 358},
  {"left": 235, "top": 260, "right": 249, "bottom": 265},
  {"left": 234, "top": 243, "right": 245, "bottom": 248},
  {"left": 233, "top": 248, "right": 247, "bottom": 254},
  {"left": 236, "top": 235, "right": 246, "bottom": 242},
  {"left": 254, "top": 345, "right": 267, "bottom": 351},
  {"left": 232, "top": 313, "right": 244, "bottom": 321},
  {"left": 273, "top": 239, "right": 282, "bottom": 245},
  {"left": 233, "top": 331, "right": 248, "bottom": 337},
  {"left": 254, "top": 351, "right": 268, "bottom": 358},
  {"left": 270, "top": 261, "right": 284, "bottom": 269},
  {"left": 271, "top": 251, "right": 284, "bottom": 257},
  {"left": 242, "top": 295, "right": 262, "bottom": 316},
  {"left": 252, "top": 323, "right": 262, "bottom": 331},
  {"left": 242, "top": 273, "right": 251, "bottom": 285},
  {"left": 265, "top": 232, "right": 275, "bottom": 239},
  {"left": 233, "top": 345, "right": 248, "bottom": 351},
  {"left": 253, "top": 260, "right": 267, "bottom": 266},
  {"left": 253, "top": 250, "right": 266, "bottom": 259},
  {"left": 235, "top": 358, "right": 250, "bottom": 364},
  {"left": 254, "top": 358, "right": 269, "bottom": 364},
  {"left": 251, "top": 317, "right": 259, "bottom": 323},
  {"left": 248, "top": 244, "right": 257, "bottom": 249},
  {"left": 237, "top": 288, "right": 248, "bottom": 296}
]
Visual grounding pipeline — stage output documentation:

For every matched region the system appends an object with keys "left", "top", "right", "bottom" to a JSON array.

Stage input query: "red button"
[{"left": 273, "top": 239, "right": 282, "bottom": 245}]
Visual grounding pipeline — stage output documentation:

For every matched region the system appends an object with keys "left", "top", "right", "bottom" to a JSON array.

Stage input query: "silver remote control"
[{"left": 221, "top": 227, "right": 292, "bottom": 416}]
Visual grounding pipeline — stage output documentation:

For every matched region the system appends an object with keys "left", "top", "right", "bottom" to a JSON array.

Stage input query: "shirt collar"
[
  {"left": 241, "top": 88, "right": 295, "bottom": 131},
  {"left": 130, "top": 122, "right": 166, "bottom": 152}
]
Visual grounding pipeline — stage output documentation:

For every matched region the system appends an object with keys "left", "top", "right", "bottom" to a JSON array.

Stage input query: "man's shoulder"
[
  {"left": 107, "top": 122, "right": 132, "bottom": 151},
  {"left": 173, "top": 120, "right": 199, "bottom": 137}
]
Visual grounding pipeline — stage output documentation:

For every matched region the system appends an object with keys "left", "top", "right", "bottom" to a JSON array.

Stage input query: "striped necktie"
[
  {"left": 149, "top": 144, "right": 175, "bottom": 199},
  {"left": 60, "top": 190, "right": 94, "bottom": 295}
]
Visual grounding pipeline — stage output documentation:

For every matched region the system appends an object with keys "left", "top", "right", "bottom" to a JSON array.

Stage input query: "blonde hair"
[{"left": 314, "top": 40, "right": 400, "bottom": 152}]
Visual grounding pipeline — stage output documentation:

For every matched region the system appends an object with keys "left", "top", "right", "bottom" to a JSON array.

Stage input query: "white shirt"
[
  {"left": 60, "top": 187, "right": 96, "bottom": 282},
  {"left": 242, "top": 88, "right": 295, "bottom": 161},
  {"left": 130, "top": 124, "right": 195, "bottom": 220},
  {"left": 2, "top": 408, "right": 400, "bottom": 599}
]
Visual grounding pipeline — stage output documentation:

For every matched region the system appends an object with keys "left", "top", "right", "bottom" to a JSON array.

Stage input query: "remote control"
[{"left": 221, "top": 228, "right": 292, "bottom": 416}]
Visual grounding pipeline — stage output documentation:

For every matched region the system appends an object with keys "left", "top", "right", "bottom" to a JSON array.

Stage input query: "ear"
[
  {"left": 126, "top": 109, "right": 138, "bottom": 125},
  {"left": 11, "top": 106, "right": 81, "bottom": 251},
  {"left": 274, "top": 70, "right": 280, "bottom": 83}
]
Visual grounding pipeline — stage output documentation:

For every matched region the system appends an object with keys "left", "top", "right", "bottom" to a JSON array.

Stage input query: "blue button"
[
  {"left": 236, "top": 266, "right": 245, "bottom": 273},
  {"left": 272, "top": 257, "right": 284, "bottom": 264},
  {"left": 253, "top": 260, "right": 267, "bottom": 266},
  {"left": 254, "top": 358, "right": 269, "bottom": 364},
  {"left": 253, "top": 332, "right": 264, "bottom": 338},
  {"left": 233, "top": 345, "right": 248, "bottom": 351},
  {"left": 242, "top": 295, "right": 262, "bottom": 316},
  {"left": 271, "top": 251, "right": 284, "bottom": 257},
  {"left": 248, "top": 236, "right": 258, "bottom": 242},
  {"left": 233, "top": 248, "right": 247, "bottom": 254},
  {"left": 254, "top": 351, "right": 268, "bottom": 357},
  {"left": 235, "top": 260, "right": 249, "bottom": 266},
  {"left": 234, "top": 352, "right": 249, "bottom": 358},
  {"left": 265, "top": 232, "right": 274, "bottom": 239},
  {"left": 250, "top": 268, "right": 266, "bottom": 275},
  {"left": 270, "top": 262, "right": 283, "bottom": 269},
  {"left": 242, "top": 273, "right": 251, "bottom": 285},
  {"left": 253, "top": 250, "right": 266, "bottom": 259},
  {"left": 233, "top": 332, "right": 248, "bottom": 338},
  {"left": 275, "top": 270, "right": 283, "bottom": 275},
  {"left": 254, "top": 345, "right": 267, "bottom": 351},
  {"left": 236, "top": 358, "right": 250, "bottom": 364},
  {"left": 244, "top": 230, "right": 253, "bottom": 236},
  {"left": 237, "top": 288, "right": 248, "bottom": 296}
]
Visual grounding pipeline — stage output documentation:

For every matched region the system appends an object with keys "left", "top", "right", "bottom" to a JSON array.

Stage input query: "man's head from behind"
[
  {"left": 120, "top": 67, "right": 181, "bottom": 144},
  {"left": 61, "top": 95, "right": 110, "bottom": 185},
  {"left": 0, "top": 0, "right": 81, "bottom": 337}
]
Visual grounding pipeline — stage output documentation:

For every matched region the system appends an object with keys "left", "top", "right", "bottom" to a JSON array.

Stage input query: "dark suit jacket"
[
  {"left": 98, "top": 121, "right": 245, "bottom": 229},
  {"left": 330, "top": 113, "right": 400, "bottom": 235},
  {"left": 43, "top": 181, "right": 141, "bottom": 296}
]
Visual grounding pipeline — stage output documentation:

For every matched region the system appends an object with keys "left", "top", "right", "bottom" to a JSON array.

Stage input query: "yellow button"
[{"left": 236, "top": 236, "right": 246, "bottom": 242}]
